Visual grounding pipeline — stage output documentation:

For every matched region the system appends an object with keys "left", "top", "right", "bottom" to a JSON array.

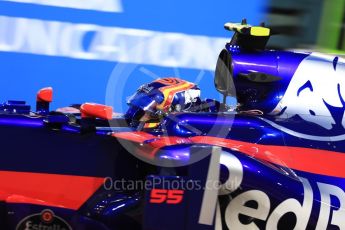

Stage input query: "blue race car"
[{"left": 0, "top": 20, "right": 344, "bottom": 229}]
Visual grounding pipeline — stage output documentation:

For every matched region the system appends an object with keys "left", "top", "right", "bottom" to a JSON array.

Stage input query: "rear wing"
[{"left": 225, "top": 19, "right": 272, "bottom": 51}]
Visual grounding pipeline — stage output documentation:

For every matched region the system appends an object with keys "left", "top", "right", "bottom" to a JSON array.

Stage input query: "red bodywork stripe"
[
  {"left": 0, "top": 171, "right": 104, "bottom": 210},
  {"left": 114, "top": 131, "right": 156, "bottom": 143},
  {"left": 113, "top": 132, "right": 345, "bottom": 178}
]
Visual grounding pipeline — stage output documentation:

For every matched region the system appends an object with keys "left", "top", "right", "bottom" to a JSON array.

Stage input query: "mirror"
[{"left": 214, "top": 49, "right": 235, "bottom": 102}]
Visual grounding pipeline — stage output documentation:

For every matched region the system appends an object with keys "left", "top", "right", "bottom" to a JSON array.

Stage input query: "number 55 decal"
[{"left": 150, "top": 189, "right": 184, "bottom": 204}]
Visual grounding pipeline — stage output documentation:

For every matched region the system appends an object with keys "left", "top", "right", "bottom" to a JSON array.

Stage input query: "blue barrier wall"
[{"left": 0, "top": 0, "right": 267, "bottom": 112}]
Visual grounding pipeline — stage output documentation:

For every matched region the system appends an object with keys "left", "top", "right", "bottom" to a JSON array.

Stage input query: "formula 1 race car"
[{"left": 0, "top": 20, "right": 344, "bottom": 230}]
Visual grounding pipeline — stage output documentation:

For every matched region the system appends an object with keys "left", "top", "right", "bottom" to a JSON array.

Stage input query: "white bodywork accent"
[{"left": 184, "top": 89, "right": 201, "bottom": 105}]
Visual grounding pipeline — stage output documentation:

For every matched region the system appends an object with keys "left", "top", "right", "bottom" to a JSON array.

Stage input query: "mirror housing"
[
  {"left": 214, "top": 49, "right": 235, "bottom": 104},
  {"left": 36, "top": 87, "right": 53, "bottom": 114}
]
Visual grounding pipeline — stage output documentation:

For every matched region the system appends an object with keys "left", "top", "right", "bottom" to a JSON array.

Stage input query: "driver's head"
[{"left": 125, "top": 77, "right": 200, "bottom": 122}]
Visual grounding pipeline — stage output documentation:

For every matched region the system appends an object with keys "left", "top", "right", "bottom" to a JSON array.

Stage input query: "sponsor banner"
[
  {"left": 2, "top": 0, "right": 123, "bottom": 12},
  {"left": 0, "top": 16, "right": 227, "bottom": 70},
  {"left": 202, "top": 151, "right": 345, "bottom": 229}
]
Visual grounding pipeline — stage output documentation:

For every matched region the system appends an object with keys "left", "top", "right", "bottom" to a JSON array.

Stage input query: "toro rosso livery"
[{"left": 0, "top": 20, "right": 344, "bottom": 229}]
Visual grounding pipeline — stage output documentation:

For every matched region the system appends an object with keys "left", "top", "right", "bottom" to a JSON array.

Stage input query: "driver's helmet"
[{"left": 125, "top": 77, "right": 201, "bottom": 122}]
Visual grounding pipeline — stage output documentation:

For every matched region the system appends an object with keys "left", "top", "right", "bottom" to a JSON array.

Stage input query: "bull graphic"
[{"left": 271, "top": 53, "right": 345, "bottom": 131}]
